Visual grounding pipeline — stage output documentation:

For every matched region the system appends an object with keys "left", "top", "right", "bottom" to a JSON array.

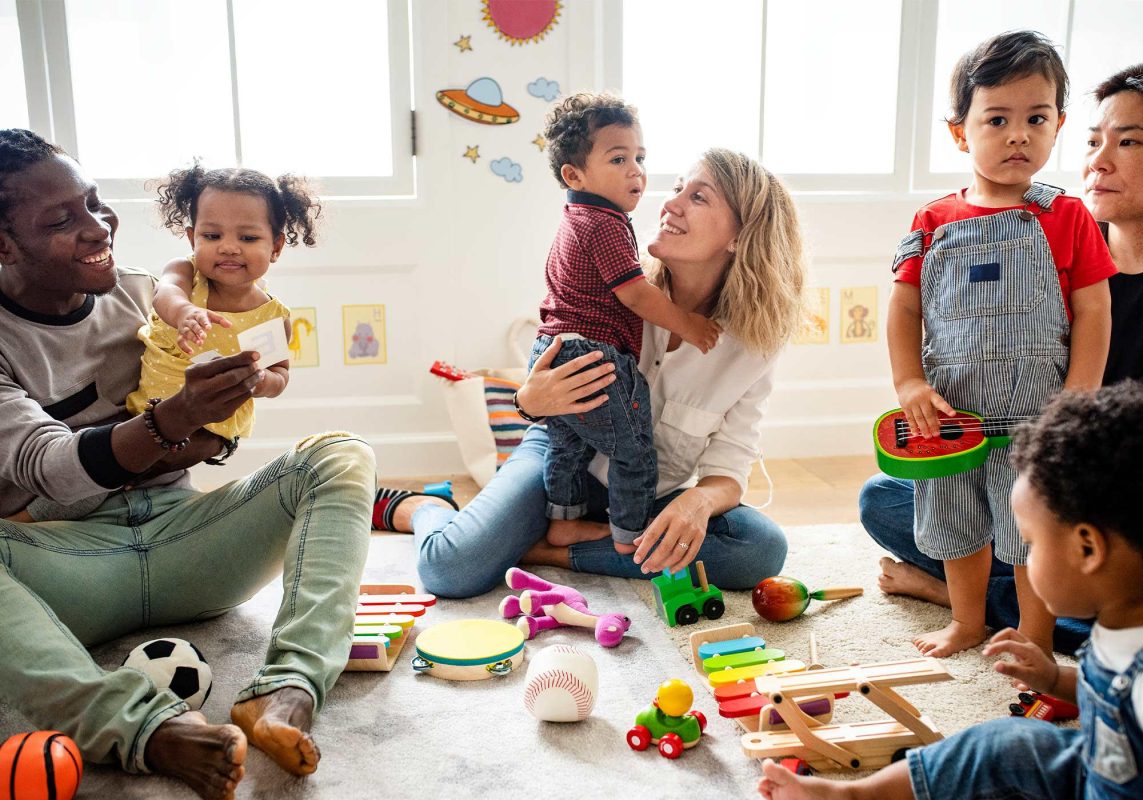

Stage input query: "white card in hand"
[
  {"left": 190, "top": 349, "right": 223, "bottom": 364},
  {"left": 237, "top": 318, "right": 290, "bottom": 369}
]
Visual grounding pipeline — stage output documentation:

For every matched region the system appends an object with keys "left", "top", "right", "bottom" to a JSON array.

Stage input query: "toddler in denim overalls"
[
  {"left": 527, "top": 93, "right": 719, "bottom": 552},
  {"left": 759, "top": 383, "right": 1143, "bottom": 800},
  {"left": 886, "top": 31, "right": 1114, "bottom": 659}
]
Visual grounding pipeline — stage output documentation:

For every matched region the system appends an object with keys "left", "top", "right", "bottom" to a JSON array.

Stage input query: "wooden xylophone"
[{"left": 345, "top": 584, "right": 437, "bottom": 671}]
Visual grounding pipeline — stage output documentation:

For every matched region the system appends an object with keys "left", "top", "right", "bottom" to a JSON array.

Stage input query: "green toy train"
[{"left": 651, "top": 561, "right": 725, "bottom": 627}]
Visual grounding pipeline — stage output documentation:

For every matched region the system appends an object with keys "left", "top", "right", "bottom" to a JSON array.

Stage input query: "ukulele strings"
[{"left": 896, "top": 414, "right": 1039, "bottom": 441}]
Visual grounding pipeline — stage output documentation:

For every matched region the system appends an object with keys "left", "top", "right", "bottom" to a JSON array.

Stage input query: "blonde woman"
[{"left": 386, "top": 149, "right": 808, "bottom": 597}]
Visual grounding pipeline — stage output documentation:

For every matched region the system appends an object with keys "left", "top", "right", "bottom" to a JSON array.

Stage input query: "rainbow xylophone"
[{"left": 345, "top": 584, "right": 437, "bottom": 671}]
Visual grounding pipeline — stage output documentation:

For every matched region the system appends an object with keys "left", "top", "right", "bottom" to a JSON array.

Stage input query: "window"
[
  {"left": 615, "top": 0, "right": 907, "bottom": 191},
  {"left": 615, "top": 0, "right": 1143, "bottom": 194},
  {"left": 13, "top": 0, "right": 412, "bottom": 197},
  {"left": 0, "top": 0, "right": 28, "bottom": 130}
]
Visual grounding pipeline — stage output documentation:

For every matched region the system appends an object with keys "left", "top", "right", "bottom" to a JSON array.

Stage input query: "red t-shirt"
[
  {"left": 894, "top": 191, "right": 1117, "bottom": 320},
  {"left": 537, "top": 192, "right": 646, "bottom": 356}
]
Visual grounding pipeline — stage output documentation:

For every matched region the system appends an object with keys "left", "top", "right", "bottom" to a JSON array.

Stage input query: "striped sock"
[{"left": 372, "top": 487, "right": 458, "bottom": 531}]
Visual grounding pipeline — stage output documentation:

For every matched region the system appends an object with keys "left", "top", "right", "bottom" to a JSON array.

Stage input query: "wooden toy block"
[
  {"left": 702, "top": 648, "right": 786, "bottom": 673},
  {"left": 697, "top": 635, "right": 767, "bottom": 661},
  {"left": 707, "top": 659, "right": 806, "bottom": 687}
]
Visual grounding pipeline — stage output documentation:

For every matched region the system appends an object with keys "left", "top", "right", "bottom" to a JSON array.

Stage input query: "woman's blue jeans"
[
  {"left": 859, "top": 472, "right": 1091, "bottom": 654},
  {"left": 414, "top": 425, "right": 788, "bottom": 598}
]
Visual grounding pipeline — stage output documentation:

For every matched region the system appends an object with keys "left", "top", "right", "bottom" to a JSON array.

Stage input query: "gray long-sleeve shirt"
[{"left": 0, "top": 266, "right": 189, "bottom": 518}]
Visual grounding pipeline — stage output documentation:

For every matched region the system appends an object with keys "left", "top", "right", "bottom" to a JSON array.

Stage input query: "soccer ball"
[{"left": 122, "top": 638, "right": 213, "bottom": 710}]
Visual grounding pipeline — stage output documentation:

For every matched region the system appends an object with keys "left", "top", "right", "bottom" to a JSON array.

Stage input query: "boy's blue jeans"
[
  {"left": 0, "top": 434, "right": 375, "bottom": 773},
  {"left": 529, "top": 334, "right": 656, "bottom": 545},
  {"left": 908, "top": 717, "right": 1082, "bottom": 800}
]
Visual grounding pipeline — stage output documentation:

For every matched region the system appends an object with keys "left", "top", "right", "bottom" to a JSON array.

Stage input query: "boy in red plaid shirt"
[{"left": 525, "top": 93, "right": 720, "bottom": 553}]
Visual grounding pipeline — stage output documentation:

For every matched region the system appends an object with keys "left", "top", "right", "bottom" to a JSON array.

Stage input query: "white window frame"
[
  {"left": 14, "top": 0, "right": 414, "bottom": 199},
  {"left": 608, "top": 0, "right": 1111, "bottom": 196}
]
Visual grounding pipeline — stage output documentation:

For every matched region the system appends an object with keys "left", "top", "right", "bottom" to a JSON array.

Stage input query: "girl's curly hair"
[{"left": 156, "top": 162, "right": 321, "bottom": 246}]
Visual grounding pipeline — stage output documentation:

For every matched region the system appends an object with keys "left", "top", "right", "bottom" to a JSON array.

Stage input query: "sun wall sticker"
[{"left": 482, "top": 0, "right": 561, "bottom": 46}]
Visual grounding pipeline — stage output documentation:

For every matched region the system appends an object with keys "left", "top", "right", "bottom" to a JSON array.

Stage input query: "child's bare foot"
[
  {"left": 878, "top": 557, "right": 950, "bottom": 607},
  {"left": 757, "top": 758, "right": 845, "bottom": 799},
  {"left": 545, "top": 518, "right": 611, "bottom": 546},
  {"left": 913, "top": 619, "right": 987, "bottom": 657},
  {"left": 230, "top": 688, "right": 319, "bottom": 776},
  {"left": 614, "top": 541, "right": 637, "bottom": 554},
  {"left": 145, "top": 711, "right": 246, "bottom": 800}
]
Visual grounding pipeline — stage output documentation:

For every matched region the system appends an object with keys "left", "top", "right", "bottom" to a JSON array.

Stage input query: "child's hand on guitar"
[{"left": 896, "top": 378, "right": 955, "bottom": 439}]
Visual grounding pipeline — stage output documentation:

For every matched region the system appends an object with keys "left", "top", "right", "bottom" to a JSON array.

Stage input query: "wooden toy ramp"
[
  {"left": 740, "top": 659, "right": 952, "bottom": 771},
  {"left": 345, "top": 584, "right": 436, "bottom": 672}
]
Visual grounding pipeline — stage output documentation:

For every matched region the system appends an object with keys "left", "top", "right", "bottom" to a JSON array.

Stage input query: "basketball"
[{"left": 0, "top": 730, "right": 83, "bottom": 800}]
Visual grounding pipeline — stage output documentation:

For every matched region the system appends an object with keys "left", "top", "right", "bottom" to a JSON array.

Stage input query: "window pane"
[
  {"left": 928, "top": 0, "right": 1068, "bottom": 173},
  {"left": 232, "top": 0, "right": 393, "bottom": 178},
  {"left": 763, "top": 0, "right": 901, "bottom": 174},
  {"left": 1059, "top": 0, "right": 1143, "bottom": 173},
  {"left": 67, "top": 0, "right": 235, "bottom": 177},
  {"left": 0, "top": 0, "right": 28, "bottom": 129},
  {"left": 623, "top": 0, "right": 762, "bottom": 176}
]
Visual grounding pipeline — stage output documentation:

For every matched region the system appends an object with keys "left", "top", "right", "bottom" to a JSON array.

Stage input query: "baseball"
[{"left": 522, "top": 644, "right": 598, "bottom": 722}]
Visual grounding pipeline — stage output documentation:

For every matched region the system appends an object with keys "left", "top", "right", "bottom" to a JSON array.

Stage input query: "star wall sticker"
[
  {"left": 454, "top": 35, "right": 473, "bottom": 53},
  {"left": 464, "top": 145, "right": 480, "bottom": 163},
  {"left": 532, "top": 134, "right": 547, "bottom": 151}
]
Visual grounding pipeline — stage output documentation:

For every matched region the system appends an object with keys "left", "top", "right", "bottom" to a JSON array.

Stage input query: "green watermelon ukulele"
[{"left": 873, "top": 409, "right": 1034, "bottom": 479}]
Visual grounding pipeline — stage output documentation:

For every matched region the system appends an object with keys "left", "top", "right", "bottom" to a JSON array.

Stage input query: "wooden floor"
[{"left": 381, "top": 454, "right": 877, "bottom": 527}]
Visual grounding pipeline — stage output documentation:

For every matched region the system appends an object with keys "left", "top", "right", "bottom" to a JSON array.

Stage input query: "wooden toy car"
[
  {"left": 626, "top": 680, "right": 707, "bottom": 759},
  {"left": 651, "top": 561, "right": 724, "bottom": 627}
]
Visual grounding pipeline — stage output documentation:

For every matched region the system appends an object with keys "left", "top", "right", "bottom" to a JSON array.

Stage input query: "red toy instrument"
[
  {"left": 752, "top": 576, "right": 863, "bottom": 622},
  {"left": 873, "top": 408, "right": 1034, "bottom": 480},
  {"left": 429, "top": 360, "right": 474, "bottom": 381}
]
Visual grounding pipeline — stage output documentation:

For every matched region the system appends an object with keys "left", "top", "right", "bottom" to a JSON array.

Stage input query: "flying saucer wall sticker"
[
  {"left": 436, "top": 77, "right": 520, "bottom": 125},
  {"left": 482, "top": 0, "right": 561, "bottom": 46}
]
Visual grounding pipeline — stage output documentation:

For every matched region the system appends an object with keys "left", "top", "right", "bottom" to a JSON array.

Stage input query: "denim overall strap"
[
  {"left": 908, "top": 188, "right": 1070, "bottom": 564},
  {"left": 1077, "top": 640, "right": 1143, "bottom": 797}
]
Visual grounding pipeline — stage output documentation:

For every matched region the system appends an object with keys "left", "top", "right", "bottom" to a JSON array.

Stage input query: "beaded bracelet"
[
  {"left": 143, "top": 397, "right": 190, "bottom": 452},
  {"left": 512, "top": 390, "right": 544, "bottom": 423}
]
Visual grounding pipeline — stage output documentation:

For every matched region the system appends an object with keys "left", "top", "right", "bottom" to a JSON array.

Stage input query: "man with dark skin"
[{"left": 0, "top": 130, "right": 375, "bottom": 799}]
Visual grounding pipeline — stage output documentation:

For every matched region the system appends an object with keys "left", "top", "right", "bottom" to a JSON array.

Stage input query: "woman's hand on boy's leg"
[
  {"left": 984, "top": 627, "right": 1062, "bottom": 694},
  {"left": 519, "top": 336, "right": 616, "bottom": 418}
]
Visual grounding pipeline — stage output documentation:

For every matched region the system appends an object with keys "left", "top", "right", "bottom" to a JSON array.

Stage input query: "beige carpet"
[{"left": 0, "top": 524, "right": 1067, "bottom": 797}]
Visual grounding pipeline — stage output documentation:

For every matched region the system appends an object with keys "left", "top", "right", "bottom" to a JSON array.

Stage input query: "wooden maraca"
[{"left": 751, "top": 576, "right": 863, "bottom": 622}]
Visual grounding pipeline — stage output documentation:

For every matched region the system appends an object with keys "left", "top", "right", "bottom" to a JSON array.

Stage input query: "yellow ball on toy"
[{"left": 656, "top": 679, "right": 693, "bottom": 717}]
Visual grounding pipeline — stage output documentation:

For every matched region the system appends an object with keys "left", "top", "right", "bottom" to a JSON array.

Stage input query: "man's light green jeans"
[{"left": 0, "top": 434, "right": 374, "bottom": 773}]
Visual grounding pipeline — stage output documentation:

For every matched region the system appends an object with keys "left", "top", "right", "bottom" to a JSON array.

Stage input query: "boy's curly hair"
[
  {"left": 156, "top": 162, "right": 321, "bottom": 246},
  {"left": 0, "top": 128, "right": 65, "bottom": 231},
  {"left": 947, "top": 30, "right": 1068, "bottom": 126},
  {"left": 543, "top": 92, "right": 639, "bottom": 188},
  {"left": 1010, "top": 382, "right": 1143, "bottom": 553}
]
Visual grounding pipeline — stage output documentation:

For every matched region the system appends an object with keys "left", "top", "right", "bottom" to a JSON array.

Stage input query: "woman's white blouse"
[{"left": 589, "top": 321, "right": 776, "bottom": 498}]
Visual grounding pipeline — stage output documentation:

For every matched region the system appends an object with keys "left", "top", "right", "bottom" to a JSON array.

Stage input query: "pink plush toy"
[{"left": 499, "top": 567, "right": 631, "bottom": 648}]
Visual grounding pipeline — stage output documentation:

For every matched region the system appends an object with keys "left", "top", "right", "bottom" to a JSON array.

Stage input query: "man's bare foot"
[
  {"left": 145, "top": 711, "right": 246, "bottom": 800},
  {"left": 614, "top": 541, "right": 637, "bottom": 554},
  {"left": 545, "top": 518, "right": 611, "bottom": 547},
  {"left": 878, "top": 557, "right": 951, "bottom": 607},
  {"left": 913, "top": 619, "right": 987, "bottom": 657},
  {"left": 521, "top": 537, "right": 572, "bottom": 568},
  {"left": 757, "top": 757, "right": 846, "bottom": 799},
  {"left": 230, "top": 688, "right": 319, "bottom": 776}
]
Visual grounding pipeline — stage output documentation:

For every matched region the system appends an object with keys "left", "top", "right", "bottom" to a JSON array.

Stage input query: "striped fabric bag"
[{"left": 435, "top": 318, "right": 537, "bottom": 487}]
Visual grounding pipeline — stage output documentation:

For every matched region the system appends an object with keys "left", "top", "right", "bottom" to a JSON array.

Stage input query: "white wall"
[{"left": 101, "top": 0, "right": 1080, "bottom": 488}]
